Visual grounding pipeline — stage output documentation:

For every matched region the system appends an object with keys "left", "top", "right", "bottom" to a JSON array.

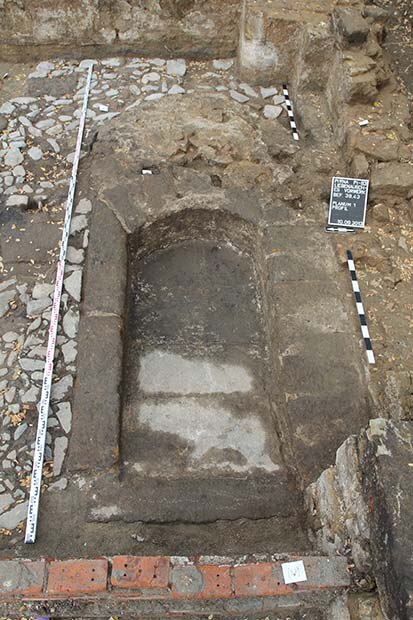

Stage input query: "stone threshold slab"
[{"left": 87, "top": 471, "right": 298, "bottom": 523}]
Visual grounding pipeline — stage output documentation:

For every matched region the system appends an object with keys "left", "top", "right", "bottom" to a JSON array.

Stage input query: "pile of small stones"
[{"left": 0, "top": 55, "right": 289, "bottom": 535}]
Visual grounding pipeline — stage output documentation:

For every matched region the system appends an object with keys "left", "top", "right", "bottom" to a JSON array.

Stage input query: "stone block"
[
  {"left": 364, "top": 420, "right": 413, "bottom": 620},
  {"left": 371, "top": 162, "right": 413, "bottom": 197},
  {"left": 82, "top": 202, "right": 127, "bottom": 317},
  {"left": 171, "top": 564, "right": 232, "bottom": 599},
  {"left": 333, "top": 8, "right": 370, "bottom": 45},
  {"left": 239, "top": 0, "right": 334, "bottom": 84},
  {"left": 66, "top": 315, "right": 122, "bottom": 471},
  {"left": 0, "top": 560, "right": 45, "bottom": 595}
]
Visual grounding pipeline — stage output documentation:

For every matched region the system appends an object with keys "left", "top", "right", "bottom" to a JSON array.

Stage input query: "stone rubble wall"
[
  {"left": 306, "top": 418, "right": 413, "bottom": 620},
  {"left": 0, "top": 0, "right": 241, "bottom": 61}
]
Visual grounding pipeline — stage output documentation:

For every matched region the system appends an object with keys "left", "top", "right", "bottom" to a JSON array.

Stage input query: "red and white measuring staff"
[{"left": 25, "top": 64, "right": 94, "bottom": 544}]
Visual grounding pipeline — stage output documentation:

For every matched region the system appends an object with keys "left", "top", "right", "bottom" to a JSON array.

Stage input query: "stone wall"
[
  {"left": 306, "top": 419, "right": 413, "bottom": 620},
  {"left": 0, "top": 0, "right": 241, "bottom": 61},
  {"left": 238, "top": 0, "right": 336, "bottom": 86}
]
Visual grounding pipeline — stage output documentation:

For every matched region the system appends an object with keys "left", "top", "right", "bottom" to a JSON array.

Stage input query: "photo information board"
[{"left": 328, "top": 177, "right": 369, "bottom": 229}]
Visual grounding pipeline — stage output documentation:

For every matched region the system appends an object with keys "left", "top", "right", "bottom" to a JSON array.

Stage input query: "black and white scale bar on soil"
[
  {"left": 347, "top": 250, "right": 375, "bottom": 365},
  {"left": 282, "top": 84, "right": 299, "bottom": 141}
]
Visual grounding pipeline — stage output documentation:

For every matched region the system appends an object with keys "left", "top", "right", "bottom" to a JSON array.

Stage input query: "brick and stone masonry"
[{"left": 0, "top": 555, "right": 349, "bottom": 601}]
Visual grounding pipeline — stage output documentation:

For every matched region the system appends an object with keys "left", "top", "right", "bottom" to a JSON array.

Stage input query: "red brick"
[
  {"left": 171, "top": 564, "right": 232, "bottom": 599},
  {"left": 47, "top": 559, "right": 108, "bottom": 595},
  {"left": 0, "top": 560, "right": 45, "bottom": 596},
  {"left": 234, "top": 563, "right": 291, "bottom": 597},
  {"left": 111, "top": 556, "right": 170, "bottom": 589},
  {"left": 196, "top": 565, "right": 232, "bottom": 599}
]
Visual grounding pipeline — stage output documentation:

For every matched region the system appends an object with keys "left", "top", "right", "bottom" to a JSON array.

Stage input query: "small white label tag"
[{"left": 281, "top": 560, "right": 307, "bottom": 584}]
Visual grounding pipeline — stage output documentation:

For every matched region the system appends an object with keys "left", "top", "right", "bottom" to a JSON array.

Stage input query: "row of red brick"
[{"left": 0, "top": 555, "right": 350, "bottom": 600}]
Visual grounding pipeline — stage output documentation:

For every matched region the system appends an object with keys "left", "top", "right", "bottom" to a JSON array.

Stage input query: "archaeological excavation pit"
[
  {"left": 5, "top": 83, "right": 374, "bottom": 558},
  {"left": 1, "top": 0, "right": 412, "bottom": 614}
]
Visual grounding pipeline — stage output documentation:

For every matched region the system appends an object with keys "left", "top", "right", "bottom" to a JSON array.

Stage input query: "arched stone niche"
[
  {"left": 121, "top": 208, "right": 285, "bottom": 482},
  {"left": 68, "top": 204, "right": 300, "bottom": 522}
]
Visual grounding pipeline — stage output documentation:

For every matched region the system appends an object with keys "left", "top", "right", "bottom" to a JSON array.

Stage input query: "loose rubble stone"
[
  {"left": 4, "top": 147, "right": 23, "bottom": 167},
  {"left": 239, "top": 83, "right": 258, "bottom": 98},
  {"left": 20, "top": 358, "right": 44, "bottom": 372},
  {"left": 0, "top": 289, "right": 16, "bottom": 306},
  {"left": 64, "top": 270, "right": 82, "bottom": 302},
  {"left": 260, "top": 86, "right": 278, "bottom": 99},
  {"left": 102, "top": 57, "right": 122, "bottom": 68},
  {"left": 166, "top": 59, "right": 187, "bottom": 76},
  {"left": 0, "top": 501, "right": 28, "bottom": 529},
  {"left": 150, "top": 58, "right": 165, "bottom": 67},
  {"left": 48, "top": 478, "right": 68, "bottom": 491},
  {"left": 67, "top": 247, "right": 84, "bottom": 264},
  {"left": 76, "top": 198, "right": 92, "bottom": 214},
  {"left": 53, "top": 436, "right": 68, "bottom": 476},
  {"left": 36, "top": 119, "right": 55, "bottom": 130},
  {"left": 55, "top": 402, "right": 72, "bottom": 434},
  {"left": 28, "top": 61, "right": 54, "bottom": 78},
  {"left": 63, "top": 308, "right": 79, "bottom": 338},
  {"left": 32, "top": 283, "right": 54, "bottom": 299},
  {"left": 6, "top": 194, "right": 28, "bottom": 207},
  {"left": 0, "top": 102, "right": 15, "bottom": 115},
  {"left": 70, "top": 214, "right": 88, "bottom": 234},
  {"left": 51, "top": 375, "right": 73, "bottom": 402},
  {"left": 27, "top": 146, "right": 43, "bottom": 161},
  {"left": 169, "top": 85, "right": 185, "bottom": 95},
  {"left": 213, "top": 59, "right": 234, "bottom": 70},
  {"left": 230, "top": 90, "right": 249, "bottom": 103},
  {"left": 0, "top": 493, "right": 14, "bottom": 513},
  {"left": 263, "top": 105, "right": 282, "bottom": 119},
  {"left": 21, "top": 385, "right": 40, "bottom": 403},
  {"left": 12, "top": 165, "right": 26, "bottom": 178},
  {"left": 13, "top": 423, "right": 28, "bottom": 441},
  {"left": 145, "top": 93, "right": 164, "bottom": 101},
  {"left": 27, "top": 296, "right": 52, "bottom": 316},
  {"left": 0, "top": 115, "right": 8, "bottom": 131},
  {"left": 142, "top": 72, "right": 160, "bottom": 83},
  {"left": 61, "top": 340, "right": 77, "bottom": 365},
  {"left": 3, "top": 331, "right": 18, "bottom": 343},
  {"left": 47, "top": 137, "right": 60, "bottom": 153},
  {"left": 11, "top": 96, "right": 37, "bottom": 105},
  {"left": 0, "top": 279, "right": 16, "bottom": 293},
  {"left": 0, "top": 289, "right": 16, "bottom": 317}
]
